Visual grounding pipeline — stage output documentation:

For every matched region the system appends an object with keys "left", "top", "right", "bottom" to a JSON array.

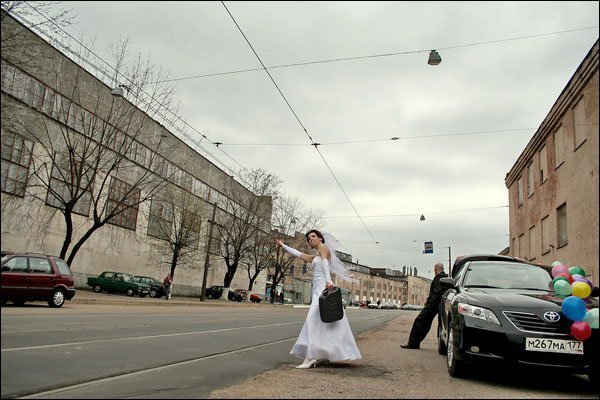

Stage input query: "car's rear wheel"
[
  {"left": 149, "top": 288, "right": 158, "bottom": 298},
  {"left": 93, "top": 285, "right": 102, "bottom": 293},
  {"left": 438, "top": 319, "right": 447, "bottom": 355},
  {"left": 48, "top": 289, "right": 66, "bottom": 308},
  {"left": 207, "top": 293, "right": 213, "bottom": 299},
  {"left": 126, "top": 288, "right": 135, "bottom": 297},
  {"left": 447, "top": 325, "right": 466, "bottom": 378}
]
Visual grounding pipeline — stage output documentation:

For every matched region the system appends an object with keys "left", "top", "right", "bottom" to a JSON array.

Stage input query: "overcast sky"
[{"left": 33, "top": 1, "right": 600, "bottom": 278}]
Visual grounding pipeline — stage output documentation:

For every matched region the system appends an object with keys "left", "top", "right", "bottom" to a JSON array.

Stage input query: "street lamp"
[
  {"left": 427, "top": 50, "right": 442, "bottom": 66},
  {"left": 111, "top": 84, "right": 131, "bottom": 98}
]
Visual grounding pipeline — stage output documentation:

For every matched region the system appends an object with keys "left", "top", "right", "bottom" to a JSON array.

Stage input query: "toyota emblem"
[{"left": 543, "top": 311, "right": 560, "bottom": 323}]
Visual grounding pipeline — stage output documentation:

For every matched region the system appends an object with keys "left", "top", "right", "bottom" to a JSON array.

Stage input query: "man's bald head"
[{"left": 434, "top": 263, "right": 444, "bottom": 275}]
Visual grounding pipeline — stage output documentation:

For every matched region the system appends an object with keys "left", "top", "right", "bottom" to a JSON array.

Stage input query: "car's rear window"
[
  {"left": 54, "top": 259, "right": 73, "bottom": 276},
  {"left": 464, "top": 261, "right": 551, "bottom": 290}
]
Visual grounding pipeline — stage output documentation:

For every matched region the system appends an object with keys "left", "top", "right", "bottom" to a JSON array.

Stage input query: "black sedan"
[
  {"left": 132, "top": 276, "right": 165, "bottom": 298},
  {"left": 437, "top": 259, "right": 597, "bottom": 384},
  {"left": 205, "top": 285, "right": 243, "bottom": 302}
]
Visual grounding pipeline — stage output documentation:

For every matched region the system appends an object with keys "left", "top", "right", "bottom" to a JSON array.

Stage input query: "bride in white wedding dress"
[{"left": 276, "top": 229, "right": 361, "bottom": 369}]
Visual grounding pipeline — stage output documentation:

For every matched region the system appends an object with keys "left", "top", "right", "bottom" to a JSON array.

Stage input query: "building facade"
[
  {"left": 1, "top": 12, "right": 269, "bottom": 295},
  {"left": 505, "top": 40, "right": 599, "bottom": 286}
]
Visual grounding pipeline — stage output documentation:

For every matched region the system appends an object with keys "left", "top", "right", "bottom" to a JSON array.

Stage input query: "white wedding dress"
[{"left": 290, "top": 256, "right": 362, "bottom": 362}]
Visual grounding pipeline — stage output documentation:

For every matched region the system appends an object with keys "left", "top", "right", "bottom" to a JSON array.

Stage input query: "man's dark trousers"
[{"left": 406, "top": 304, "right": 439, "bottom": 346}]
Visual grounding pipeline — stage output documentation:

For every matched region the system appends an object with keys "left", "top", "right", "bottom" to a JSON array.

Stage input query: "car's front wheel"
[
  {"left": 207, "top": 293, "right": 213, "bottom": 299},
  {"left": 93, "top": 285, "right": 102, "bottom": 293},
  {"left": 438, "top": 319, "right": 447, "bottom": 355},
  {"left": 48, "top": 289, "right": 66, "bottom": 308},
  {"left": 588, "top": 365, "right": 596, "bottom": 386},
  {"left": 126, "top": 288, "right": 135, "bottom": 297},
  {"left": 447, "top": 325, "right": 466, "bottom": 378}
]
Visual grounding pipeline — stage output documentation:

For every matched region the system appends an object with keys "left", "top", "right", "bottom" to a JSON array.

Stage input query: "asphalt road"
[{"left": 1, "top": 302, "right": 396, "bottom": 399}]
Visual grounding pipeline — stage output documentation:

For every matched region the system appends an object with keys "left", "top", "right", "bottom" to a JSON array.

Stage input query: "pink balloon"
[
  {"left": 571, "top": 321, "right": 592, "bottom": 341},
  {"left": 551, "top": 264, "right": 569, "bottom": 278}
]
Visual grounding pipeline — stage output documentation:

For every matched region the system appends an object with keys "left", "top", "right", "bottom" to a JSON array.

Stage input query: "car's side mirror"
[{"left": 439, "top": 277, "right": 455, "bottom": 288}]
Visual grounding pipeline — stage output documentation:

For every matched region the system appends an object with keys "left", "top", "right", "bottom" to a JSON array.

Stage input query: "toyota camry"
[{"left": 437, "top": 258, "right": 597, "bottom": 384}]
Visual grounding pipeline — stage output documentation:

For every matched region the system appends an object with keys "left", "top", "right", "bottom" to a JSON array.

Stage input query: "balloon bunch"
[{"left": 551, "top": 261, "right": 599, "bottom": 341}]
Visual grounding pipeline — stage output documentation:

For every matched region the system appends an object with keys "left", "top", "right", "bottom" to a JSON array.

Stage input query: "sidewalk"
[{"left": 72, "top": 288, "right": 294, "bottom": 308}]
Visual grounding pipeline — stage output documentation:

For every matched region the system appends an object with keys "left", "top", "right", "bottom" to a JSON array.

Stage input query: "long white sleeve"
[
  {"left": 281, "top": 243, "right": 302, "bottom": 258},
  {"left": 322, "top": 258, "right": 333, "bottom": 283}
]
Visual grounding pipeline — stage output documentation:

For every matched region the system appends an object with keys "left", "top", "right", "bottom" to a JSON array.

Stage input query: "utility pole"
[
  {"left": 200, "top": 203, "right": 217, "bottom": 301},
  {"left": 446, "top": 246, "right": 452, "bottom": 271}
]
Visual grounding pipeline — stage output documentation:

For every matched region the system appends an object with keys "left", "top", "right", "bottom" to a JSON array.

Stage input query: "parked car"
[
  {"left": 205, "top": 285, "right": 243, "bottom": 302},
  {"left": 451, "top": 254, "right": 526, "bottom": 278},
  {"left": 367, "top": 301, "right": 380, "bottom": 309},
  {"left": 132, "top": 275, "right": 165, "bottom": 298},
  {"left": 87, "top": 271, "right": 150, "bottom": 297},
  {"left": 437, "top": 258, "right": 598, "bottom": 383},
  {"left": 1, "top": 252, "right": 76, "bottom": 308},
  {"left": 234, "top": 289, "right": 262, "bottom": 303}
]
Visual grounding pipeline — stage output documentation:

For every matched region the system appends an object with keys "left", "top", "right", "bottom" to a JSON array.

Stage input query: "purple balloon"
[
  {"left": 571, "top": 274, "right": 584, "bottom": 281},
  {"left": 551, "top": 264, "right": 569, "bottom": 278},
  {"left": 575, "top": 278, "right": 593, "bottom": 291}
]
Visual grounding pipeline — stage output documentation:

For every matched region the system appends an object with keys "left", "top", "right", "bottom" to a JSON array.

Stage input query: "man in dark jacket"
[{"left": 401, "top": 262, "right": 448, "bottom": 349}]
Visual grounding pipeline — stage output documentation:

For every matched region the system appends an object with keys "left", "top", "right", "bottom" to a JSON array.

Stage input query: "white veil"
[{"left": 318, "top": 230, "right": 358, "bottom": 283}]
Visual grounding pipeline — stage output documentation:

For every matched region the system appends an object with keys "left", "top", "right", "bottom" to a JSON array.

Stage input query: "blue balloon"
[{"left": 562, "top": 296, "right": 587, "bottom": 321}]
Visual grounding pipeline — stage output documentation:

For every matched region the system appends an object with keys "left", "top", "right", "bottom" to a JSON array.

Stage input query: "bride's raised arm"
[{"left": 276, "top": 239, "right": 315, "bottom": 263}]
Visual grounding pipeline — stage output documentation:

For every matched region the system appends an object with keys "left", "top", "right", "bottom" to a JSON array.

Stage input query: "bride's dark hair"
[{"left": 305, "top": 229, "right": 325, "bottom": 243}]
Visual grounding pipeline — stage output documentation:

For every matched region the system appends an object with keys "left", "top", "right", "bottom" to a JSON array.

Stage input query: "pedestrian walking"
[{"left": 163, "top": 273, "right": 173, "bottom": 300}]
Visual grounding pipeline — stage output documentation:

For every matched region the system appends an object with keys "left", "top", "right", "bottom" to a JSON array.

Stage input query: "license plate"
[{"left": 525, "top": 337, "right": 584, "bottom": 355}]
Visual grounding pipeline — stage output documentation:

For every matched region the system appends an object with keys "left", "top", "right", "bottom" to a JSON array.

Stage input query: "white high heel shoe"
[{"left": 296, "top": 359, "right": 318, "bottom": 369}]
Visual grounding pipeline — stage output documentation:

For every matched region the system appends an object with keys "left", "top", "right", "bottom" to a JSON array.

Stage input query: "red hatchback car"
[{"left": 1, "top": 252, "right": 76, "bottom": 308}]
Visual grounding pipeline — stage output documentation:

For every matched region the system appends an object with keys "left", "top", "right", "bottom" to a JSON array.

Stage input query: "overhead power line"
[
  {"left": 154, "top": 26, "right": 599, "bottom": 84},
  {"left": 327, "top": 205, "right": 508, "bottom": 219},
  {"left": 221, "top": 1, "right": 396, "bottom": 268}
]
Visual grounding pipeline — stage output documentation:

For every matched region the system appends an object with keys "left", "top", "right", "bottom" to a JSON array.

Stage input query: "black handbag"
[{"left": 319, "top": 286, "right": 344, "bottom": 323}]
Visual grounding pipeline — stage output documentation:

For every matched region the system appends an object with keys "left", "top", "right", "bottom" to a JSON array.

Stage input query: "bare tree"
[
  {"left": 268, "top": 195, "right": 324, "bottom": 303},
  {"left": 243, "top": 231, "right": 274, "bottom": 300},
  {"left": 144, "top": 185, "right": 206, "bottom": 280},
  {"left": 1, "top": 2, "right": 74, "bottom": 50},
  {"left": 1, "top": 16, "right": 182, "bottom": 267},
  {"left": 214, "top": 168, "right": 281, "bottom": 297}
]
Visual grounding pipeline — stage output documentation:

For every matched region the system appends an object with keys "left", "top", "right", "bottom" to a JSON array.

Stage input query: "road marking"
[
  {"left": 1, "top": 321, "right": 302, "bottom": 352},
  {"left": 19, "top": 337, "right": 298, "bottom": 399}
]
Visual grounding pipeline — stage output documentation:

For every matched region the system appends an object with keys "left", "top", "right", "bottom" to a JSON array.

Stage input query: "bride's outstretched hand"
[{"left": 275, "top": 239, "right": 283, "bottom": 247}]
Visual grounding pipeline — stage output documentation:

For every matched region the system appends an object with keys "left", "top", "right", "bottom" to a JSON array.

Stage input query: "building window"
[
  {"left": 1, "top": 131, "right": 33, "bottom": 197},
  {"left": 512, "top": 237, "right": 516, "bottom": 257},
  {"left": 147, "top": 195, "right": 173, "bottom": 240},
  {"left": 105, "top": 177, "right": 140, "bottom": 231},
  {"left": 554, "top": 126, "right": 565, "bottom": 168},
  {"left": 557, "top": 203, "right": 567, "bottom": 248},
  {"left": 46, "top": 153, "right": 93, "bottom": 216},
  {"left": 517, "top": 177, "right": 523, "bottom": 205},
  {"left": 518, "top": 233, "right": 524, "bottom": 259},
  {"left": 528, "top": 225, "right": 537, "bottom": 261},
  {"left": 539, "top": 145, "right": 548, "bottom": 184},
  {"left": 541, "top": 215, "right": 550, "bottom": 254},
  {"left": 573, "top": 96, "right": 589, "bottom": 149},
  {"left": 527, "top": 163, "right": 534, "bottom": 197}
]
